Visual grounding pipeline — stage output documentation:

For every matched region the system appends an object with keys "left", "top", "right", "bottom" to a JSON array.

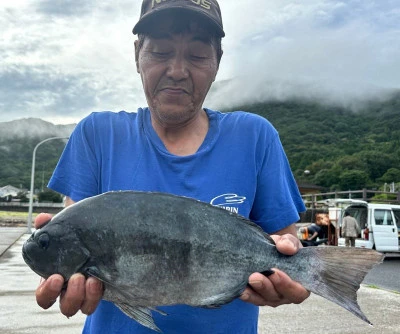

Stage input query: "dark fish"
[{"left": 22, "top": 191, "right": 383, "bottom": 332}]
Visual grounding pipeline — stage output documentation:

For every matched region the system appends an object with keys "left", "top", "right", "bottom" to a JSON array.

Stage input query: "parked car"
[{"left": 332, "top": 200, "right": 400, "bottom": 252}]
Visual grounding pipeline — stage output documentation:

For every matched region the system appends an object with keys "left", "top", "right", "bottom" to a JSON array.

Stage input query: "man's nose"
[{"left": 166, "top": 55, "right": 189, "bottom": 80}]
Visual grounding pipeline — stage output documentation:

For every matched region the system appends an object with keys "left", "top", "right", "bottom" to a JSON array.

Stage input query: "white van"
[{"left": 332, "top": 200, "right": 400, "bottom": 252}]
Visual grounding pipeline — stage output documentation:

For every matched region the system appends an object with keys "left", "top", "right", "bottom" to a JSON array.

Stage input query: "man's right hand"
[{"left": 34, "top": 213, "right": 104, "bottom": 317}]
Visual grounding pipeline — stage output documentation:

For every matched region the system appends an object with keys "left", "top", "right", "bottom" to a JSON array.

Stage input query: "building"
[{"left": 0, "top": 185, "right": 25, "bottom": 201}]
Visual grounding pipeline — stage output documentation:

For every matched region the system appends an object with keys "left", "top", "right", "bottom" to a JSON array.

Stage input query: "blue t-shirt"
[{"left": 48, "top": 108, "right": 305, "bottom": 334}]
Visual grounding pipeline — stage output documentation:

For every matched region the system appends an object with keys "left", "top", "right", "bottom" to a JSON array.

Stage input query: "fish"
[{"left": 22, "top": 191, "right": 383, "bottom": 332}]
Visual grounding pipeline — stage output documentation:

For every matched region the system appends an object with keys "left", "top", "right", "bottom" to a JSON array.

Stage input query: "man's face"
[{"left": 135, "top": 19, "right": 219, "bottom": 125}]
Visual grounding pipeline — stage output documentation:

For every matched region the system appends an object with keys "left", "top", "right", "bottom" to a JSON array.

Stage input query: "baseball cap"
[{"left": 132, "top": 0, "right": 225, "bottom": 37}]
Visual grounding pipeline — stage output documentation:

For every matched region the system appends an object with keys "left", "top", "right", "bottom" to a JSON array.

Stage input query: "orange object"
[{"left": 302, "top": 228, "right": 309, "bottom": 240}]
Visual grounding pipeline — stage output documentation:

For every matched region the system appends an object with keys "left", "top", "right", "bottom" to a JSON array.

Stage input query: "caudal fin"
[{"left": 298, "top": 247, "right": 384, "bottom": 325}]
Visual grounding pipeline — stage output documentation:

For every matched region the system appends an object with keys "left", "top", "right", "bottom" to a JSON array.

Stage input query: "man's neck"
[{"left": 151, "top": 109, "right": 209, "bottom": 156}]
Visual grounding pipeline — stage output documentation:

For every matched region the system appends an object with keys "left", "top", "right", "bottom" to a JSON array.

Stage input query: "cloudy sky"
[{"left": 1, "top": 0, "right": 399, "bottom": 124}]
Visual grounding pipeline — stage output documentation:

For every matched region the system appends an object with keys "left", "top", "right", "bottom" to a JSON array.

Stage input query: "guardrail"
[
  {"left": 0, "top": 202, "right": 63, "bottom": 214},
  {"left": 0, "top": 202, "right": 63, "bottom": 208},
  {"left": 302, "top": 188, "right": 400, "bottom": 207}
]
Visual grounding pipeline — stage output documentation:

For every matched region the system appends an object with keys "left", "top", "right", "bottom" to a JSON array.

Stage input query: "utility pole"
[{"left": 27, "top": 137, "right": 68, "bottom": 233}]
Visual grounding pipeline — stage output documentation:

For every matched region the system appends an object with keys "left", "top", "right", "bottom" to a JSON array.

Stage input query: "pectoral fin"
[
  {"left": 197, "top": 280, "right": 248, "bottom": 308},
  {"left": 85, "top": 266, "right": 164, "bottom": 332},
  {"left": 115, "top": 303, "right": 161, "bottom": 333}
]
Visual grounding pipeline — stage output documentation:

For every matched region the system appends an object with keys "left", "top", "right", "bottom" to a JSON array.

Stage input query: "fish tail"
[{"left": 296, "top": 247, "right": 383, "bottom": 325}]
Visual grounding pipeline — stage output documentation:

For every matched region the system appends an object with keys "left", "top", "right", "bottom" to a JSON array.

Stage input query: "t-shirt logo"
[{"left": 210, "top": 193, "right": 246, "bottom": 214}]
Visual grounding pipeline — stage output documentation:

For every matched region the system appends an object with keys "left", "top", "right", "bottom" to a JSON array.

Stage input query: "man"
[
  {"left": 34, "top": 0, "right": 309, "bottom": 332},
  {"left": 299, "top": 223, "right": 324, "bottom": 247},
  {"left": 306, "top": 223, "right": 322, "bottom": 241},
  {"left": 342, "top": 211, "right": 361, "bottom": 247},
  {"left": 299, "top": 223, "right": 322, "bottom": 247}
]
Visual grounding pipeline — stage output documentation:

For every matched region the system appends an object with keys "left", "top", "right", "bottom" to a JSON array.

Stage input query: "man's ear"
[
  {"left": 211, "top": 71, "right": 218, "bottom": 83},
  {"left": 213, "top": 49, "right": 223, "bottom": 82},
  {"left": 218, "top": 49, "right": 223, "bottom": 68},
  {"left": 134, "top": 40, "right": 140, "bottom": 73}
]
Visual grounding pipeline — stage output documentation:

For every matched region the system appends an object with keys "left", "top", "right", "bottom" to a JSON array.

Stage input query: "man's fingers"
[
  {"left": 59, "top": 273, "right": 86, "bottom": 318},
  {"left": 271, "top": 234, "right": 300, "bottom": 256},
  {"left": 80, "top": 277, "right": 104, "bottom": 315},
  {"left": 240, "top": 270, "right": 310, "bottom": 307},
  {"left": 36, "top": 275, "right": 64, "bottom": 309},
  {"left": 36, "top": 274, "right": 103, "bottom": 317},
  {"left": 269, "top": 270, "right": 310, "bottom": 304},
  {"left": 34, "top": 213, "right": 53, "bottom": 229},
  {"left": 240, "top": 272, "right": 283, "bottom": 306}
]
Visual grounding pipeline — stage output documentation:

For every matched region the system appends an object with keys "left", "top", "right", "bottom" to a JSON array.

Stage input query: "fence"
[
  {"left": 0, "top": 202, "right": 63, "bottom": 214},
  {"left": 302, "top": 188, "right": 400, "bottom": 208}
]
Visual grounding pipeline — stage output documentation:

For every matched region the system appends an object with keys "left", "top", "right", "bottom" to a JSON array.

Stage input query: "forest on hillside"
[
  {"left": 0, "top": 136, "right": 67, "bottom": 194},
  {"left": 224, "top": 93, "right": 400, "bottom": 192},
  {"left": 0, "top": 93, "right": 400, "bottom": 194}
]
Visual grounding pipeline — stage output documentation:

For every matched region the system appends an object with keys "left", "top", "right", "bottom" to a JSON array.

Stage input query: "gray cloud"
[
  {"left": 36, "top": 0, "right": 98, "bottom": 17},
  {"left": 0, "top": 65, "right": 98, "bottom": 118},
  {"left": 0, "top": 63, "right": 147, "bottom": 122},
  {"left": 215, "top": 0, "right": 400, "bottom": 109},
  {"left": 1, "top": 0, "right": 399, "bottom": 124}
]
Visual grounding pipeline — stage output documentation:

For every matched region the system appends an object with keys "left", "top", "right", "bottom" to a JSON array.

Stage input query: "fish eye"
[{"left": 38, "top": 233, "right": 50, "bottom": 250}]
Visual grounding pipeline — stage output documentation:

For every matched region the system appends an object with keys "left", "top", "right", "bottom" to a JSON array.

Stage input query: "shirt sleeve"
[
  {"left": 250, "top": 129, "right": 306, "bottom": 234},
  {"left": 48, "top": 114, "right": 100, "bottom": 201}
]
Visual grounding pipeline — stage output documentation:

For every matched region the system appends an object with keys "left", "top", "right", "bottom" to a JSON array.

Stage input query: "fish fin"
[
  {"left": 263, "top": 233, "right": 276, "bottom": 245},
  {"left": 235, "top": 216, "right": 276, "bottom": 245},
  {"left": 299, "top": 247, "right": 383, "bottom": 325},
  {"left": 197, "top": 281, "right": 248, "bottom": 309},
  {"left": 115, "top": 303, "right": 162, "bottom": 333},
  {"left": 85, "top": 266, "right": 107, "bottom": 281},
  {"left": 149, "top": 307, "right": 168, "bottom": 316},
  {"left": 260, "top": 269, "right": 275, "bottom": 277},
  {"left": 85, "top": 267, "right": 129, "bottom": 295},
  {"left": 86, "top": 267, "right": 166, "bottom": 331},
  {"left": 85, "top": 267, "right": 124, "bottom": 294}
]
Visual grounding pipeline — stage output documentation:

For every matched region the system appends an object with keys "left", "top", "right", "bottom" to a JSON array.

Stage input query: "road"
[
  {"left": 1, "top": 232, "right": 400, "bottom": 333},
  {"left": 364, "top": 255, "right": 400, "bottom": 292},
  {"left": 0, "top": 232, "right": 86, "bottom": 334}
]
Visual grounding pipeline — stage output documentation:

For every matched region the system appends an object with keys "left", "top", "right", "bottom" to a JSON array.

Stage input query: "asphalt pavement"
[
  {"left": 0, "top": 228, "right": 85, "bottom": 334},
  {"left": 0, "top": 227, "right": 27, "bottom": 257},
  {"left": 1, "top": 228, "right": 400, "bottom": 334}
]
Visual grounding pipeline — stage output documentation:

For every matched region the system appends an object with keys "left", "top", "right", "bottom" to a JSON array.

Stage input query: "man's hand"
[
  {"left": 34, "top": 213, "right": 103, "bottom": 317},
  {"left": 240, "top": 233, "right": 310, "bottom": 307}
]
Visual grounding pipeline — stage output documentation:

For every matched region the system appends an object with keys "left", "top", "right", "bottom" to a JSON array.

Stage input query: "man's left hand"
[{"left": 240, "top": 233, "right": 310, "bottom": 307}]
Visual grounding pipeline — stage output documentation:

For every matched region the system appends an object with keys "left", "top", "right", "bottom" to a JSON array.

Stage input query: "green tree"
[
  {"left": 356, "top": 151, "right": 397, "bottom": 180},
  {"left": 336, "top": 155, "right": 367, "bottom": 171},
  {"left": 339, "top": 170, "right": 370, "bottom": 190},
  {"left": 313, "top": 168, "right": 340, "bottom": 188},
  {"left": 38, "top": 190, "right": 63, "bottom": 203},
  {"left": 378, "top": 168, "right": 400, "bottom": 183}
]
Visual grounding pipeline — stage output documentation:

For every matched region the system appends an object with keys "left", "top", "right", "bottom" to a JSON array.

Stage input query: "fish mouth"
[
  {"left": 22, "top": 253, "right": 45, "bottom": 278},
  {"left": 22, "top": 242, "right": 48, "bottom": 278},
  {"left": 22, "top": 231, "right": 39, "bottom": 264},
  {"left": 22, "top": 241, "right": 33, "bottom": 265}
]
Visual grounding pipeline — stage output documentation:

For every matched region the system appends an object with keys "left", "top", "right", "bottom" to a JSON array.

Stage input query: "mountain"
[
  {"left": 0, "top": 119, "right": 75, "bottom": 192},
  {"left": 207, "top": 77, "right": 399, "bottom": 114},
  {"left": 224, "top": 92, "right": 400, "bottom": 191},
  {"left": 0, "top": 118, "right": 75, "bottom": 139},
  {"left": 0, "top": 93, "right": 399, "bottom": 192}
]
